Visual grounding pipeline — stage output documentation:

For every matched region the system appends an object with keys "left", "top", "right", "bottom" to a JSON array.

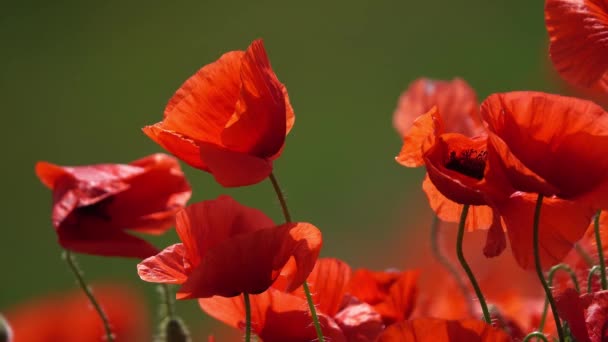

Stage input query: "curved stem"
[
  {"left": 455, "top": 205, "right": 491, "bottom": 324},
  {"left": 588, "top": 265, "right": 602, "bottom": 293},
  {"left": 269, "top": 172, "right": 324, "bottom": 342},
  {"left": 532, "top": 194, "right": 564, "bottom": 342},
  {"left": 430, "top": 215, "right": 473, "bottom": 315},
  {"left": 594, "top": 211, "right": 607, "bottom": 290},
  {"left": 244, "top": 293, "right": 251, "bottom": 342},
  {"left": 522, "top": 331, "right": 549, "bottom": 342},
  {"left": 538, "top": 263, "right": 580, "bottom": 332},
  {"left": 63, "top": 250, "right": 114, "bottom": 342}
]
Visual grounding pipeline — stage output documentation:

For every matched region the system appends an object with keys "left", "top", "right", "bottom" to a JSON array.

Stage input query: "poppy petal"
[
  {"left": 178, "top": 222, "right": 321, "bottom": 298},
  {"left": 483, "top": 209, "right": 506, "bottom": 258},
  {"left": 198, "top": 142, "right": 273, "bottom": 187},
  {"left": 160, "top": 51, "right": 245, "bottom": 145},
  {"left": 374, "top": 270, "right": 420, "bottom": 324},
  {"left": 221, "top": 40, "right": 287, "bottom": 158},
  {"left": 334, "top": 302, "right": 384, "bottom": 342},
  {"left": 137, "top": 243, "right": 189, "bottom": 284},
  {"left": 376, "top": 318, "right": 511, "bottom": 342},
  {"left": 546, "top": 0, "right": 608, "bottom": 91},
  {"left": 555, "top": 288, "right": 591, "bottom": 342},
  {"left": 422, "top": 174, "right": 494, "bottom": 231},
  {"left": 142, "top": 125, "right": 208, "bottom": 171},
  {"left": 499, "top": 192, "right": 595, "bottom": 269},
  {"left": 396, "top": 107, "right": 443, "bottom": 167},
  {"left": 35, "top": 161, "right": 71, "bottom": 189}
]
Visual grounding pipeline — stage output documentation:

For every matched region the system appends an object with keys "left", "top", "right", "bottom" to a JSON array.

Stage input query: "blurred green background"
[{"left": 1, "top": 0, "right": 556, "bottom": 338}]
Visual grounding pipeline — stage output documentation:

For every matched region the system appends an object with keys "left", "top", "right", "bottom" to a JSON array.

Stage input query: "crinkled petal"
[
  {"left": 334, "top": 302, "right": 384, "bottom": 342},
  {"left": 142, "top": 126, "right": 208, "bottom": 171},
  {"left": 137, "top": 244, "right": 189, "bottom": 284},
  {"left": 396, "top": 107, "right": 444, "bottom": 167}
]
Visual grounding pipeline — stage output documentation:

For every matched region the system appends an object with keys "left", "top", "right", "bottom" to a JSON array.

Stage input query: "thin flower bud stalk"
[
  {"left": 532, "top": 195, "right": 565, "bottom": 342},
  {"left": 244, "top": 293, "right": 252, "bottom": 342},
  {"left": 62, "top": 250, "right": 115, "bottom": 342},
  {"left": 455, "top": 205, "right": 491, "bottom": 324},
  {"left": 0, "top": 315, "right": 12, "bottom": 342},
  {"left": 538, "top": 264, "right": 580, "bottom": 332},
  {"left": 159, "top": 318, "right": 190, "bottom": 342},
  {"left": 593, "top": 211, "right": 607, "bottom": 290},
  {"left": 268, "top": 172, "right": 324, "bottom": 342},
  {"left": 588, "top": 265, "right": 603, "bottom": 294}
]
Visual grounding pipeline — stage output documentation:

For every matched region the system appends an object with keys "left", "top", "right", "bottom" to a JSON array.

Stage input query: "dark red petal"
[
  {"left": 334, "top": 302, "right": 383, "bottom": 342},
  {"left": 178, "top": 222, "right": 321, "bottom": 298},
  {"left": 198, "top": 142, "right": 273, "bottom": 187},
  {"left": 555, "top": 288, "right": 591, "bottom": 342},
  {"left": 546, "top": 0, "right": 608, "bottom": 91},
  {"left": 160, "top": 50, "right": 245, "bottom": 145},
  {"left": 499, "top": 192, "right": 595, "bottom": 270},
  {"left": 585, "top": 290, "right": 608, "bottom": 342},
  {"left": 376, "top": 318, "right": 511, "bottom": 341},
  {"left": 57, "top": 219, "right": 159, "bottom": 258},
  {"left": 137, "top": 244, "right": 190, "bottom": 284},
  {"left": 483, "top": 209, "right": 507, "bottom": 257},
  {"left": 174, "top": 196, "right": 274, "bottom": 267},
  {"left": 396, "top": 107, "right": 443, "bottom": 167},
  {"left": 393, "top": 78, "right": 482, "bottom": 137},
  {"left": 221, "top": 40, "right": 287, "bottom": 158}
]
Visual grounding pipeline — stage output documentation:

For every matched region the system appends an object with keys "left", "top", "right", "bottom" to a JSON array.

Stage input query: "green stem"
[
  {"left": 161, "top": 284, "right": 176, "bottom": 319},
  {"left": 455, "top": 205, "right": 491, "bottom": 324},
  {"left": 430, "top": 215, "right": 473, "bottom": 315},
  {"left": 532, "top": 194, "right": 564, "bottom": 342},
  {"left": 244, "top": 293, "right": 251, "bottom": 342},
  {"left": 63, "top": 250, "right": 114, "bottom": 342},
  {"left": 269, "top": 172, "right": 324, "bottom": 342},
  {"left": 522, "top": 331, "right": 549, "bottom": 342},
  {"left": 594, "top": 211, "right": 607, "bottom": 290},
  {"left": 588, "top": 265, "right": 602, "bottom": 293},
  {"left": 538, "top": 264, "right": 580, "bottom": 332}
]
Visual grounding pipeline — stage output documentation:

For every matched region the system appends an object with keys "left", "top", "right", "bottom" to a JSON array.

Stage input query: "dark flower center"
[
  {"left": 445, "top": 149, "right": 487, "bottom": 180},
  {"left": 78, "top": 197, "right": 114, "bottom": 222}
]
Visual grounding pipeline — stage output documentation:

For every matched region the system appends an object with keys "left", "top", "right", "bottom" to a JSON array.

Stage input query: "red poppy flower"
[
  {"left": 143, "top": 39, "right": 294, "bottom": 187},
  {"left": 481, "top": 91, "right": 606, "bottom": 268},
  {"left": 35, "top": 153, "right": 191, "bottom": 258},
  {"left": 200, "top": 258, "right": 384, "bottom": 342},
  {"left": 555, "top": 288, "right": 608, "bottom": 342},
  {"left": 348, "top": 268, "right": 419, "bottom": 325},
  {"left": 545, "top": 0, "right": 608, "bottom": 92},
  {"left": 376, "top": 318, "right": 511, "bottom": 342},
  {"left": 4, "top": 285, "right": 150, "bottom": 342},
  {"left": 137, "top": 195, "right": 322, "bottom": 298}
]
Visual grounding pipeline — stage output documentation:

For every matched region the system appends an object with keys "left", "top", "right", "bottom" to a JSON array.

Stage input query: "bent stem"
[
  {"left": 430, "top": 215, "right": 473, "bottom": 315},
  {"left": 269, "top": 172, "right": 324, "bottom": 342},
  {"left": 593, "top": 211, "right": 607, "bottom": 290},
  {"left": 455, "top": 205, "right": 491, "bottom": 324},
  {"left": 538, "top": 264, "right": 580, "bottom": 332},
  {"left": 588, "top": 265, "right": 602, "bottom": 293},
  {"left": 533, "top": 194, "right": 564, "bottom": 342},
  {"left": 244, "top": 293, "right": 251, "bottom": 342},
  {"left": 63, "top": 250, "right": 115, "bottom": 342},
  {"left": 522, "top": 331, "right": 549, "bottom": 342}
]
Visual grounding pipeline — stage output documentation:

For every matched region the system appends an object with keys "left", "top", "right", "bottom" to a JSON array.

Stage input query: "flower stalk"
[{"left": 593, "top": 211, "right": 607, "bottom": 290}]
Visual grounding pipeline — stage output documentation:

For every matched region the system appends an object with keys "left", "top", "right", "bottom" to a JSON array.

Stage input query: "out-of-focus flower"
[
  {"left": 545, "top": 0, "right": 608, "bottom": 92},
  {"left": 143, "top": 39, "right": 294, "bottom": 187},
  {"left": 376, "top": 318, "right": 511, "bottom": 341},
  {"left": 555, "top": 288, "right": 608, "bottom": 342},
  {"left": 35, "top": 153, "right": 191, "bottom": 258},
  {"left": 137, "top": 195, "right": 322, "bottom": 298},
  {"left": 4, "top": 285, "right": 149, "bottom": 342}
]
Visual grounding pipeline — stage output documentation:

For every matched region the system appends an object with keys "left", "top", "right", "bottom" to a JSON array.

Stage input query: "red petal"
[
  {"left": 160, "top": 50, "right": 244, "bottom": 145},
  {"left": 393, "top": 78, "right": 482, "bottom": 137},
  {"left": 374, "top": 270, "right": 419, "bottom": 324},
  {"left": 499, "top": 192, "right": 595, "bottom": 269},
  {"left": 291, "top": 258, "right": 352, "bottom": 317},
  {"left": 376, "top": 318, "right": 511, "bottom": 341},
  {"left": 178, "top": 222, "right": 322, "bottom": 298},
  {"left": 142, "top": 125, "right": 208, "bottom": 170},
  {"left": 396, "top": 107, "right": 443, "bottom": 167},
  {"left": 481, "top": 91, "right": 608, "bottom": 198},
  {"left": 198, "top": 142, "right": 273, "bottom": 187},
  {"left": 137, "top": 244, "right": 190, "bottom": 284},
  {"left": 334, "top": 302, "right": 383, "bottom": 342},
  {"left": 584, "top": 290, "right": 608, "bottom": 342},
  {"left": 35, "top": 161, "right": 71, "bottom": 189},
  {"left": 546, "top": 0, "right": 608, "bottom": 91},
  {"left": 555, "top": 288, "right": 591, "bottom": 342},
  {"left": 422, "top": 175, "right": 494, "bottom": 231},
  {"left": 483, "top": 208, "right": 506, "bottom": 258},
  {"left": 221, "top": 40, "right": 287, "bottom": 158},
  {"left": 174, "top": 196, "right": 274, "bottom": 267}
]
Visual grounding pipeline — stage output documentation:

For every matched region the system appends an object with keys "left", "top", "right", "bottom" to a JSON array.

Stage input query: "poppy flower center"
[
  {"left": 445, "top": 149, "right": 487, "bottom": 180},
  {"left": 78, "top": 197, "right": 114, "bottom": 222}
]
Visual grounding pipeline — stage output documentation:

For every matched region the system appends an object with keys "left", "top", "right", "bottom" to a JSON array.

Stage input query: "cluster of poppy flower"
[{"left": 4, "top": 0, "right": 608, "bottom": 341}]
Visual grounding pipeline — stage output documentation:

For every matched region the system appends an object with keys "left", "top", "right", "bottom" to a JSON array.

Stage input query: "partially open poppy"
[
  {"left": 5, "top": 285, "right": 150, "bottom": 342},
  {"left": 137, "top": 195, "right": 322, "bottom": 298},
  {"left": 555, "top": 288, "right": 608, "bottom": 342},
  {"left": 143, "top": 39, "right": 294, "bottom": 187},
  {"left": 35, "top": 153, "right": 191, "bottom": 258},
  {"left": 545, "top": 0, "right": 608, "bottom": 92},
  {"left": 376, "top": 318, "right": 511, "bottom": 342}
]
